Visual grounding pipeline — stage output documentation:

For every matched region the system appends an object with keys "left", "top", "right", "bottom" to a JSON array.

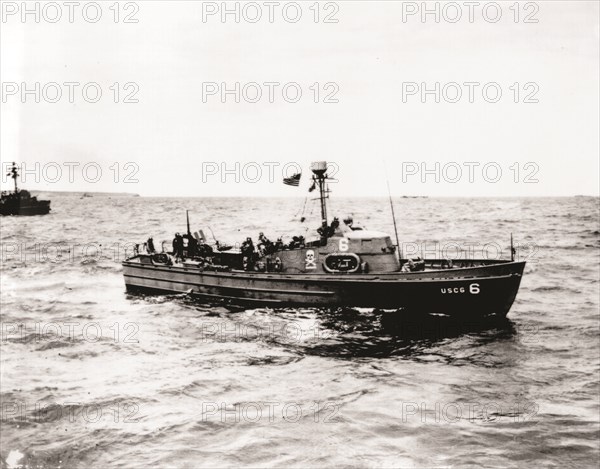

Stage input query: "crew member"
[
  {"left": 402, "top": 259, "right": 415, "bottom": 272},
  {"left": 258, "top": 232, "right": 275, "bottom": 255},
  {"left": 241, "top": 237, "right": 255, "bottom": 270},
  {"left": 173, "top": 233, "right": 184, "bottom": 261}
]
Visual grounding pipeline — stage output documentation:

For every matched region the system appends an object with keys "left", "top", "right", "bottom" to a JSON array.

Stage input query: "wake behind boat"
[{"left": 123, "top": 162, "right": 525, "bottom": 317}]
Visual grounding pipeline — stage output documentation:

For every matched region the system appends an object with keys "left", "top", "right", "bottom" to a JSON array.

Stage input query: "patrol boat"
[
  {"left": 122, "top": 162, "right": 525, "bottom": 317},
  {"left": 0, "top": 163, "right": 51, "bottom": 216}
]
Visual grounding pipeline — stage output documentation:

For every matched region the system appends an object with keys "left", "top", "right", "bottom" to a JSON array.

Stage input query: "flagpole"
[
  {"left": 386, "top": 180, "right": 402, "bottom": 261},
  {"left": 511, "top": 233, "right": 514, "bottom": 262}
]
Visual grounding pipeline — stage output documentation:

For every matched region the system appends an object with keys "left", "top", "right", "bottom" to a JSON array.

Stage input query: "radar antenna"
[
  {"left": 310, "top": 161, "right": 330, "bottom": 229},
  {"left": 7, "top": 162, "right": 19, "bottom": 193}
]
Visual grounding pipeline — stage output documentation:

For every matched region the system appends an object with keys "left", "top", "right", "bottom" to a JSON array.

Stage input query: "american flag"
[{"left": 283, "top": 172, "right": 302, "bottom": 187}]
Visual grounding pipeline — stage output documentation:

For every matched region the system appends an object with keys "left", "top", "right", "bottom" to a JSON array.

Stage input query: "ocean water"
[{"left": 1, "top": 195, "right": 599, "bottom": 468}]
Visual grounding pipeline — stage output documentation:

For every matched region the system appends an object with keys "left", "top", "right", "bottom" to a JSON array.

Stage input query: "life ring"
[{"left": 323, "top": 253, "right": 361, "bottom": 273}]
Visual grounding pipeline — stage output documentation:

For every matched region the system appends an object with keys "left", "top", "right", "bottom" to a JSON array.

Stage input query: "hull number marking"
[{"left": 441, "top": 283, "right": 480, "bottom": 294}]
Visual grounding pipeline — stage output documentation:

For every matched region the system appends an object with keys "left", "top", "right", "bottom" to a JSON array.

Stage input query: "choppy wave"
[{"left": 1, "top": 196, "right": 599, "bottom": 468}]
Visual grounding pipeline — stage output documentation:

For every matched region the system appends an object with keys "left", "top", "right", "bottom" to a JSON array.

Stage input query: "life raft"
[
  {"left": 152, "top": 253, "right": 171, "bottom": 265},
  {"left": 323, "top": 253, "right": 361, "bottom": 273}
]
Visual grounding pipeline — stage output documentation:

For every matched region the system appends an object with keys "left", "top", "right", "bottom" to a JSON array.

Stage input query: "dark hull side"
[
  {"left": 0, "top": 202, "right": 51, "bottom": 216},
  {"left": 122, "top": 261, "right": 526, "bottom": 317}
]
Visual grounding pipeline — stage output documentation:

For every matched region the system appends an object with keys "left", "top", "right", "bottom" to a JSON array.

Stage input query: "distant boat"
[
  {"left": 80, "top": 193, "right": 93, "bottom": 199},
  {"left": 0, "top": 163, "right": 51, "bottom": 216},
  {"left": 123, "top": 161, "right": 525, "bottom": 318}
]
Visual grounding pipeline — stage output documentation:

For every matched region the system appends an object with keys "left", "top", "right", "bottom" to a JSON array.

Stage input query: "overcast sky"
[{"left": 1, "top": 0, "right": 598, "bottom": 197}]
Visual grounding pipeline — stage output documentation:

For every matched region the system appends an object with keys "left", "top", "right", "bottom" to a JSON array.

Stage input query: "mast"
[
  {"left": 310, "top": 161, "right": 329, "bottom": 228},
  {"left": 9, "top": 162, "right": 19, "bottom": 193}
]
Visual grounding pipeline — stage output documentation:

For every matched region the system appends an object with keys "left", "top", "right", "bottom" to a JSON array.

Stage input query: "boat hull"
[
  {"left": 122, "top": 260, "right": 525, "bottom": 317},
  {"left": 0, "top": 202, "right": 51, "bottom": 216}
]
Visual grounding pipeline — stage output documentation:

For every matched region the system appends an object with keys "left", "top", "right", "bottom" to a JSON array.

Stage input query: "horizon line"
[{"left": 28, "top": 190, "right": 600, "bottom": 198}]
